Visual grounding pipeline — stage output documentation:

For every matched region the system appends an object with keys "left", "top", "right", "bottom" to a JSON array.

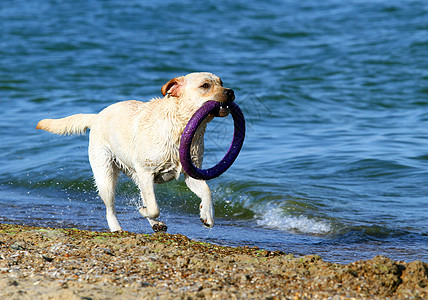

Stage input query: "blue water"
[{"left": 1, "top": 0, "right": 428, "bottom": 263}]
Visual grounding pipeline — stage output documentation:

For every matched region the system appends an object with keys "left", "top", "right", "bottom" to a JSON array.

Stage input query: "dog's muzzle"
[
  {"left": 224, "top": 88, "right": 235, "bottom": 102},
  {"left": 218, "top": 89, "right": 235, "bottom": 117}
]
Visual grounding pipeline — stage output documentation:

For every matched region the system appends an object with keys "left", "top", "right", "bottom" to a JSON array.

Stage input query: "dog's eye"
[{"left": 200, "top": 83, "right": 210, "bottom": 89}]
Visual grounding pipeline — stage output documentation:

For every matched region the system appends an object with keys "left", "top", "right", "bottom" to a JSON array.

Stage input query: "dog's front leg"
[
  {"left": 184, "top": 175, "right": 214, "bottom": 227},
  {"left": 136, "top": 170, "right": 167, "bottom": 232}
]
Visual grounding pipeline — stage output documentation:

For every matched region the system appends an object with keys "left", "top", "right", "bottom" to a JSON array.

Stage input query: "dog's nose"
[{"left": 224, "top": 88, "right": 235, "bottom": 101}]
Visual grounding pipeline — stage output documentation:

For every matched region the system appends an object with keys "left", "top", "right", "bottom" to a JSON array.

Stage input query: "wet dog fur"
[{"left": 36, "top": 72, "right": 235, "bottom": 232}]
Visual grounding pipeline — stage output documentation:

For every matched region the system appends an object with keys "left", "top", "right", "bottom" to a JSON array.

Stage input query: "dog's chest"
[{"left": 151, "top": 137, "right": 203, "bottom": 184}]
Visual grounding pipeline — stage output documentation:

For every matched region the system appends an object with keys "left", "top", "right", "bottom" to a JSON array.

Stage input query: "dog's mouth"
[
  {"left": 217, "top": 103, "right": 231, "bottom": 118},
  {"left": 205, "top": 88, "right": 235, "bottom": 118},
  {"left": 205, "top": 101, "right": 232, "bottom": 118},
  {"left": 216, "top": 88, "right": 235, "bottom": 117}
]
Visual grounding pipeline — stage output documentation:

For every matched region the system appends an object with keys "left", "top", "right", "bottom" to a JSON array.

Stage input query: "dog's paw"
[
  {"left": 152, "top": 222, "right": 168, "bottom": 232},
  {"left": 200, "top": 218, "right": 214, "bottom": 228},
  {"left": 200, "top": 204, "right": 214, "bottom": 228}
]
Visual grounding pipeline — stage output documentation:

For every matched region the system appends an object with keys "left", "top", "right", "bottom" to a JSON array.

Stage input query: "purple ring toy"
[{"left": 179, "top": 101, "right": 245, "bottom": 180}]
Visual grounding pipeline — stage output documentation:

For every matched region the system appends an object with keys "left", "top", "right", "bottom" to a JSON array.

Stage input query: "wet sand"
[{"left": 0, "top": 223, "right": 427, "bottom": 299}]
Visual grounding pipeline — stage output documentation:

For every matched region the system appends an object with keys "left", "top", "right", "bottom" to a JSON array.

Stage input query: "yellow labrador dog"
[{"left": 37, "top": 72, "right": 235, "bottom": 232}]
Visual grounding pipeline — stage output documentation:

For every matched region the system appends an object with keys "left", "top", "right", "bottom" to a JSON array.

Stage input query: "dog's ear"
[{"left": 161, "top": 76, "right": 184, "bottom": 97}]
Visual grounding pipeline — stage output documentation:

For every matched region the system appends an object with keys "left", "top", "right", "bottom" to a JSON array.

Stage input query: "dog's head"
[{"left": 161, "top": 72, "right": 234, "bottom": 117}]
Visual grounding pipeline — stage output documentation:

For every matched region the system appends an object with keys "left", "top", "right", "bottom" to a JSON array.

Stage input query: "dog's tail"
[{"left": 36, "top": 114, "right": 97, "bottom": 136}]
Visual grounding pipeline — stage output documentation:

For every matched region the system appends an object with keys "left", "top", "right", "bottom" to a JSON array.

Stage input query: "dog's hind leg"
[
  {"left": 89, "top": 148, "right": 121, "bottom": 232},
  {"left": 136, "top": 170, "right": 167, "bottom": 232},
  {"left": 184, "top": 175, "right": 214, "bottom": 227}
]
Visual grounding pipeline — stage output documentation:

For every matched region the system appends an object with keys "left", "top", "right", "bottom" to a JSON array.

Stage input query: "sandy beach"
[{"left": 0, "top": 223, "right": 426, "bottom": 299}]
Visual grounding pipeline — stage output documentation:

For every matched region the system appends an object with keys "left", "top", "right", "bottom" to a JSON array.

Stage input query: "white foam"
[{"left": 256, "top": 207, "right": 331, "bottom": 235}]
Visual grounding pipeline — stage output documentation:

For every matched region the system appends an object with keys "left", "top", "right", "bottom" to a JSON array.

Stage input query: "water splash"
[{"left": 256, "top": 207, "right": 331, "bottom": 235}]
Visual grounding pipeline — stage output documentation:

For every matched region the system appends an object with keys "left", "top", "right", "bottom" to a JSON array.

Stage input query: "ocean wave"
[{"left": 256, "top": 207, "right": 331, "bottom": 235}]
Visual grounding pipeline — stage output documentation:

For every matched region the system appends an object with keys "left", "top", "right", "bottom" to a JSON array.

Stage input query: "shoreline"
[{"left": 0, "top": 223, "right": 426, "bottom": 299}]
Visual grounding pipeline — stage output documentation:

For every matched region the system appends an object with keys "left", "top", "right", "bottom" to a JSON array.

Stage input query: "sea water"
[{"left": 1, "top": 0, "right": 427, "bottom": 263}]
